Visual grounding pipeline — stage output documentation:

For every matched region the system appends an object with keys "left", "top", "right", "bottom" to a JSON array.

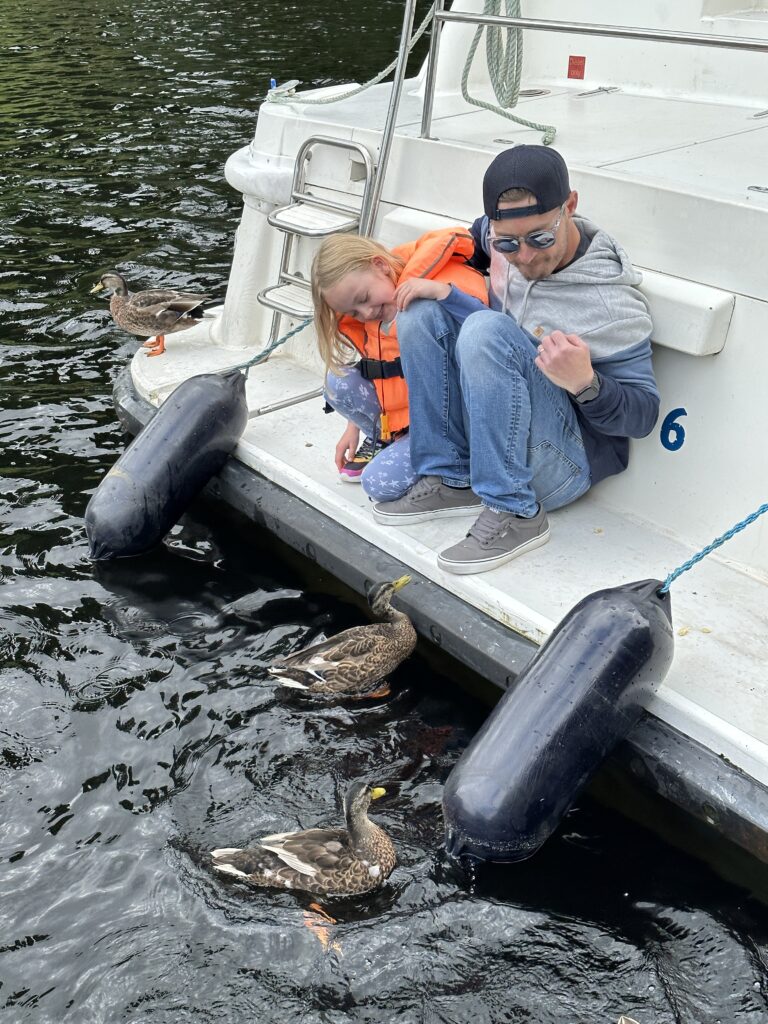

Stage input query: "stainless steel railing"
[
  {"left": 420, "top": 9, "right": 768, "bottom": 138},
  {"left": 362, "top": 0, "right": 419, "bottom": 235}
]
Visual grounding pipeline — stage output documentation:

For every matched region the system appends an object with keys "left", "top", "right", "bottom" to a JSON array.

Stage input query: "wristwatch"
[{"left": 573, "top": 371, "right": 601, "bottom": 405}]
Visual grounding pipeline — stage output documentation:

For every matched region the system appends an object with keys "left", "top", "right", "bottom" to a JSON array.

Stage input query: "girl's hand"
[
  {"left": 534, "top": 330, "right": 594, "bottom": 393},
  {"left": 394, "top": 278, "right": 451, "bottom": 311},
  {"left": 334, "top": 421, "right": 361, "bottom": 472}
]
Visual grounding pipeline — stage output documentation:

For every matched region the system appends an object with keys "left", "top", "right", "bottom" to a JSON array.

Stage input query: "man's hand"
[
  {"left": 534, "top": 330, "right": 594, "bottom": 394},
  {"left": 334, "top": 420, "right": 360, "bottom": 472},
  {"left": 394, "top": 278, "right": 451, "bottom": 311}
]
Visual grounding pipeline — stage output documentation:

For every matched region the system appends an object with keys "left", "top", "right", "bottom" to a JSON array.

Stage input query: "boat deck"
[
  {"left": 293, "top": 80, "right": 768, "bottom": 189},
  {"left": 264, "top": 77, "right": 768, "bottom": 205},
  {"left": 132, "top": 337, "right": 768, "bottom": 787}
]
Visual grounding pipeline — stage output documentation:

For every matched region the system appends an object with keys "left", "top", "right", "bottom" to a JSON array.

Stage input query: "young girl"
[{"left": 311, "top": 229, "right": 488, "bottom": 501}]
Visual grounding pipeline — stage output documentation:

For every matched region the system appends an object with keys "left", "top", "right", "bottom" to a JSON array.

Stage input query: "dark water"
[{"left": 1, "top": 2, "right": 768, "bottom": 1021}]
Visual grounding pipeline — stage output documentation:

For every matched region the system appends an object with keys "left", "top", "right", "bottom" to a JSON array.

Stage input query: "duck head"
[
  {"left": 343, "top": 780, "right": 387, "bottom": 824},
  {"left": 90, "top": 271, "right": 129, "bottom": 297},
  {"left": 365, "top": 575, "right": 411, "bottom": 617}
]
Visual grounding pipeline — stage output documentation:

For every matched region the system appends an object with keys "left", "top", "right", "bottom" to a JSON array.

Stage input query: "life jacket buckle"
[{"left": 358, "top": 357, "right": 404, "bottom": 380}]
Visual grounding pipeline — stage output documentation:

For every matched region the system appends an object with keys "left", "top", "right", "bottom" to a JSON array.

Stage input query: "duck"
[
  {"left": 210, "top": 780, "right": 396, "bottom": 897},
  {"left": 90, "top": 271, "right": 212, "bottom": 356},
  {"left": 268, "top": 575, "right": 416, "bottom": 697}
]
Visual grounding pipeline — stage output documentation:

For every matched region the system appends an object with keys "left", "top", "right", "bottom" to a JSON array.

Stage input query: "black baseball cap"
[{"left": 483, "top": 145, "right": 571, "bottom": 220}]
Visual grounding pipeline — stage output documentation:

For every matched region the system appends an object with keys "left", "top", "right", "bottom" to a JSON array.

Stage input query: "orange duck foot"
[
  {"left": 303, "top": 904, "right": 342, "bottom": 955},
  {"left": 307, "top": 903, "right": 337, "bottom": 924},
  {"left": 143, "top": 335, "right": 166, "bottom": 357},
  {"left": 351, "top": 683, "right": 391, "bottom": 701}
]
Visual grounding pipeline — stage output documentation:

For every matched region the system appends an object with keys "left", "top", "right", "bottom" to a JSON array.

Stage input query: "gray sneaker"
[
  {"left": 372, "top": 475, "right": 482, "bottom": 526},
  {"left": 438, "top": 504, "right": 550, "bottom": 574}
]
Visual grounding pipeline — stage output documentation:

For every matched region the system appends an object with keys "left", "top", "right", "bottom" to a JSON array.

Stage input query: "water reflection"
[{"left": 1, "top": 0, "right": 767, "bottom": 1021}]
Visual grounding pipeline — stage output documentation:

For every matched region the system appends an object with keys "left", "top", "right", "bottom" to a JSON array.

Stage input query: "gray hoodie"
[
  {"left": 462, "top": 213, "right": 661, "bottom": 483},
  {"left": 488, "top": 215, "right": 653, "bottom": 359}
]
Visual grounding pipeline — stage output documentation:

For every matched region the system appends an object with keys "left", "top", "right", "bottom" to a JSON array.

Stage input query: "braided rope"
[
  {"left": 460, "top": 0, "right": 557, "bottom": 145},
  {"left": 232, "top": 317, "right": 313, "bottom": 376},
  {"left": 265, "top": 5, "right": 436, "bottom": 107},
  {"left": 659, "top": 502, "right": 768, "bottom": 593}
]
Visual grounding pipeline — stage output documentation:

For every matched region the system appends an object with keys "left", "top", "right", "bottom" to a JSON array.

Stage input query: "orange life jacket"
[{"left": 338, "top": 228, "right": 488, "bottom": 438}]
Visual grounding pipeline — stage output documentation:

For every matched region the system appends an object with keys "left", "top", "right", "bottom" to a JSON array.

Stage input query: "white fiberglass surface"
[{"left": 270, "top": 80, "right": 768, "bottom": 205}]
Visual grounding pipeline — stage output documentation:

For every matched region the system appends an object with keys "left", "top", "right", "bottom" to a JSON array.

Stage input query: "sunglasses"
[{"left": 490, "top": 204, "right": 566, "bottom": 254}]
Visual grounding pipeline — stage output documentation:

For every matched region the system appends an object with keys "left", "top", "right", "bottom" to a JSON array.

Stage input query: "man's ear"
[{"left": 565, "top": 190, "right": 578, "bottom": 216}]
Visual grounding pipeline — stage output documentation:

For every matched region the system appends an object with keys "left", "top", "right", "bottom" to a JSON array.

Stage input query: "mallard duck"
[
  {"left": 268, "top": 575, "right": 416, "bottom": 696},
  {"left": 90, "top": 271, "right": 212, "bottom": 356},
  {"left": 211, "top": 780, "right": 396, "bottom": 897}
]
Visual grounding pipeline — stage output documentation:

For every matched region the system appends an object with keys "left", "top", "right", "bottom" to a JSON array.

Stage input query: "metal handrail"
[
  {"left": 360, "top": 0, "right": 419, "bottom": 235},
  {"left": 261, "top": 134, "right": 373, "bottom": 343},
  {"left": 435, "top": 12, "right": 768, "bottom": 51},
  {"left": 420, "top": 0, "right": 447, "bottom": 141},
  {"left": 289, "top": 135, "right": 375, "bottom": 227},
  {"left": 421, "top": 11, "right": 768, "bottom": 138}
]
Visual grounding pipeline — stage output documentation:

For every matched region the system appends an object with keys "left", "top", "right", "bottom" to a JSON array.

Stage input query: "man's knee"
[{"left": 456, "top": 309, "right": 533, "bottom": 367}]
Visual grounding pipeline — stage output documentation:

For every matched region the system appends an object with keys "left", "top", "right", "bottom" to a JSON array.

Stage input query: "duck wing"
[
  {"left": 129, "top": 288, "right": 211, "bottom": 313},
  {"left": 272, "top": 623, "right": 392, "bottom": 672},
  {"left": 258, "top": 827, "right": 351, "bottom": 875}
]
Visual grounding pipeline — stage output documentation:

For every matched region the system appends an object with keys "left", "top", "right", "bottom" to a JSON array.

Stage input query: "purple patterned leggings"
[{"left": 324, "top": 366, "right": 418, "bottom": 502}]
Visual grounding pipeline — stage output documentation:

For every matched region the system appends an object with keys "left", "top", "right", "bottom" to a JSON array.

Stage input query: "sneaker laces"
[
  {"left": 468, "top": 507, "right": 514, "bottom": 546},
  {"left": 350, "top": 436, "right": 390, "bottom": 464},
  {"left": 406, "top": 475, "right": 441, "bottom": 501}
]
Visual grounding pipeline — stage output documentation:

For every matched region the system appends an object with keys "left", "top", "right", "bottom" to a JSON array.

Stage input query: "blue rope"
[
  {"left": 232, "top": 317, "right": 312, "bottom": 375},
  {"left": 659, "top": 501, "right": 768, "bottom": 593}
]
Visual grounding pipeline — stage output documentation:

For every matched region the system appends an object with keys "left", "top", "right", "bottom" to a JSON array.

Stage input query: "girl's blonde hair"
[{"left": 311, "top": 235, "right": 405, "bottom": 373}]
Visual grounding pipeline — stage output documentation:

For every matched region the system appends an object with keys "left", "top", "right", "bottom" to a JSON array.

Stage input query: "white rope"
[
  {"left": 265, "top": 4, "right": 436, "bottom": 107},
  {"left": 265, "top": 1, "right": 557, "bottom": 143},
  {"left": 460, "top": 0, "right": 556, "bottom": 145}
]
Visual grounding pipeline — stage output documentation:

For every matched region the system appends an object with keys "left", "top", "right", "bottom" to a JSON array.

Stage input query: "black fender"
[
  {"left": 85, "top": 370, "right": 248, "bottom": 560},
  {"left": 442, "top": 579, "right": 674, "bottom": 861}
]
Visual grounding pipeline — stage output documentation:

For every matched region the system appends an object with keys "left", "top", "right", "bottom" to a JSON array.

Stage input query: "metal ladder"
[{"left": 257, "top": 135, "right": 375, "bottom": 343}]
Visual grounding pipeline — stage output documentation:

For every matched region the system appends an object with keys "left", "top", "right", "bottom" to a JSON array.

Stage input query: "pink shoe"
[{"left": 340, "top": 436, "right": 391, "bottom": 482}]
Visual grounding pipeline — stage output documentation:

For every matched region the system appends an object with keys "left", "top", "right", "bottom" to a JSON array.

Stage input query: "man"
[{"left": 372, "top": 144, "right": 659, "bottom": 575}]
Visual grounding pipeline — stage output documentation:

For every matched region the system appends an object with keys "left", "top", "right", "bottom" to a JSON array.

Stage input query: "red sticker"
[{"left": 568, "top": 55, "right": 586, "bottom": 79}]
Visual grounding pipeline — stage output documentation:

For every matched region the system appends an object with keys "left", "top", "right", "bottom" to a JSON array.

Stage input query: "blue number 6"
[{"left": 660, "top": 407, "right": 687, "bottom": 451}]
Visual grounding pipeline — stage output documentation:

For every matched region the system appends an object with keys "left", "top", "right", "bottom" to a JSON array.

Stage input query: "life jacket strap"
[{"left": 358, "top": 356, "right": 403, "bottom": 380}]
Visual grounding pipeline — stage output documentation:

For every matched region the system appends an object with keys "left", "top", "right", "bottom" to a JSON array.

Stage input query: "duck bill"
[
  {"left": 390, "top": 575, "right": 411, "bottom": 592},
  {"left": 370, "top": 787, "right": 387, "bottom": 800},
  {"left": 89, "top": 282, "right": 105, "bottom": 294}
]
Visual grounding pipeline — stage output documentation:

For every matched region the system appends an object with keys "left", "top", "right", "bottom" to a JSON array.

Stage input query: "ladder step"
[
  {"left": 268, "top": 202, "right": 359, "bottom": 237},
  {"left": 258, "top": 282, "right": 314, "bottom": 319}
]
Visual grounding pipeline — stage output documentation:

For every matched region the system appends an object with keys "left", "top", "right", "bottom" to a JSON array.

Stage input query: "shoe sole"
[
  {"left": 437, "top": 527, "right": 550, "bottom": 574},
  {"left": 340, "top": 472, "right": 363, "bottom": 483},
  {"left": 372, "top": 502, "right": 482, "bottom": 527}
]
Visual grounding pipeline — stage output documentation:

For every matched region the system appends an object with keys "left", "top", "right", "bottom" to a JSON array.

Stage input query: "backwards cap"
[{"left": 483, "top": 145, "right": 570, "bottom": 220}]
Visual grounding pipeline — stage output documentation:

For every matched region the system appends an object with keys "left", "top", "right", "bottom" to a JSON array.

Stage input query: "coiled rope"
[
  {"left": 659, "top": 502, "right": 768, "bottom": 593},
  {"left": 460, "top": 0, "right": 556, "bottom": 145}
]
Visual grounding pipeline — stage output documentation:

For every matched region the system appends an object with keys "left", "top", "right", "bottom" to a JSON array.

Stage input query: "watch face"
[{"left": 575, "top": 374, "right": 600, "bottom": 404}]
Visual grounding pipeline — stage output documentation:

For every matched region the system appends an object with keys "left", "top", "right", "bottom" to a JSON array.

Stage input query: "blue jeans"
[
  {"left": 324, "top": 367, "right": 418, "bottom": 502},
  {"left": 396, "top": 303, "right": 591, "bottom": 516}
]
